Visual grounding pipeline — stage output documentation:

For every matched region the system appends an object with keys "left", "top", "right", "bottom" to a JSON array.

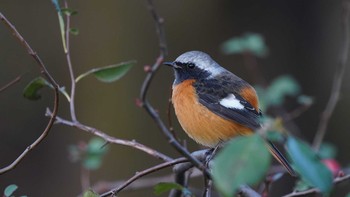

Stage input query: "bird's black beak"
[
  {"left": 163, "top": 61, "right": 175, "bottom": 67},
  {"left": 163, "top": 61, "right": 180, "bottom": 69}
]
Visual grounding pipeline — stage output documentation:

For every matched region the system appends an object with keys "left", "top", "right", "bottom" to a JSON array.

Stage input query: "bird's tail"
[{"left": 267, "top": 140, "right": 297, "bottom": 177}]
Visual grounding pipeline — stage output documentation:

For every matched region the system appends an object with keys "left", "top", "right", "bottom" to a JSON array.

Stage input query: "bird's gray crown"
[{"left": 175, "top": 51, "right": 226, "bottom": 76}]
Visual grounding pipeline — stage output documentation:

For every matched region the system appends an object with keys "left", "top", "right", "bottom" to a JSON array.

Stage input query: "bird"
[{"left": 164, "top": 51, "right": 296, "bottom": 176}]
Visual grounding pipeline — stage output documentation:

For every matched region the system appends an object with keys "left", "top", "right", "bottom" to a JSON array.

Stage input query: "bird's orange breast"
[{"left": 172, "top": 79, "right": 253, "bottom": 147}]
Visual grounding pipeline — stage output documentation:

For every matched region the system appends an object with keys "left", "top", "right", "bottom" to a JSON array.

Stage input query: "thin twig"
[
  {"left": 140, "top": 0, "right": 209, "bottom": 177},
  {"left": 51, "top": 114, "right": 172, "bottom": 162},
  {"left": 282, "top": 174, "right": 350, "bottom": 197},
  {"left": 0, "top": 75, "right": 21, "bottom": 93},
  {"left": 313, "top": 1, "right": 350, "bottom": 151},
  {"left": 238, "top": 185, "right": 261, "bottom": 197},
  {"left": 100, "top": 157, "right": 189, "bottom": 197},
  {"left": 0, "top": 12, "right": 60, "bottom": 174},
  {"left": 64, "top": 1, "right": 78, "bottom": 122},
  {"left": 81, "top": 166, "right": 90, "bottom": 193}
]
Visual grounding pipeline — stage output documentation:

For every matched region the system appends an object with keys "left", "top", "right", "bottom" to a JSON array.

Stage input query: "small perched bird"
[{"left": 164, "top": 51, "right": 295, "bottom": 176}]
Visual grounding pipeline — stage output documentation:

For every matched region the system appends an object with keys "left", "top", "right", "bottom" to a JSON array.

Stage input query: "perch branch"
[{"left": 100, "top": 157, "right": 189, "bottom": 197}]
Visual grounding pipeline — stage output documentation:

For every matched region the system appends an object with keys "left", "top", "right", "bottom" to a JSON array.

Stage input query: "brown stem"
[
  {"left": 0, "top": 12, "right": 60, "bottom": 174},
  {"left": 313, "top": 1, "right": 350, "bottom": 151},
  {"left": 139, "top": 0, "right": 210, "bottom": 177},
  {"left": 0, "top": 75, "right": 21, "bottom": 93},
  {"left": 51, "top": 114, "right": 172, "bottom": 162}
]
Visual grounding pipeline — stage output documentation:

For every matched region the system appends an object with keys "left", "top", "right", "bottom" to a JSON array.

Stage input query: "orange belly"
[{"left": 172, "top": 79, "right": 253, "bottom": 148}]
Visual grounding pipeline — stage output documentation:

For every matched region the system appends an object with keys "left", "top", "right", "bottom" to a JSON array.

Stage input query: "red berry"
[{"left": 322, "top": 159, "right": 341, "bottom": 176}]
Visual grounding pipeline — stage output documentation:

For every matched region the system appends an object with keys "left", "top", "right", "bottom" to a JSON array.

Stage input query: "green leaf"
[
  {"left": 83, "top": 189, "right": 99, "bottom": 197},
  {"left": 221, "top": 33, "right": 268, "bottom": 57},
  {"left": 4, "top": 184, "right": 18, "bottom": 197},
  {"left": 69, "top": 28, "right": 79, "bottom": 36},
  {"left": 266, "top": 75, "right": 300, "bottom": 106},
  {"left": 23, "top": 77, "right": 51, "bottom": 100},
  {"left": 212, "top": 134, "right": 271, "bottom": 197},
  {"left": 286, "top": 137, "right": 333, "bottom": 194},
  {"left": 83, "top": 138, "right": 108, "bottom": 170},
  {"left": 154, "top": 182, "right": 184, "bottom": 196},
  {"left": 75, "top": 61, "right": 136, "bottom": 83},
  {"left": 294, "top": 179, "right": 312, "bottom": 192},
  {"left": 297, "top": 95, "right": 314, "bottom": 106},
  {"left": 266, "top": 130, "right": 284, "bottom": 143}
]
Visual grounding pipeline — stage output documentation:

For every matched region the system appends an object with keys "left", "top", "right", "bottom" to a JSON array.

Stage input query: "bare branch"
[
  {"left": 0, "top": 12, "right": 60, "bottom": 174},
  {"left": 313, "top": 1, "right": 350, "bottom": 150},
  {"left": 64, "top": 1, "right": 78, "bottom": 122},
  {"left": 100, "top": 157, "right": 189, "bottom": 197},
  {"left": 140, "top": 0, "right": 210, "bottom": 177},
  {"left": 282, "top": 174, "right": 350, "bottom": 197},
  {"left": 51, "top": 114, "right": 172, "bottom": 162},
  {"left": 238, "top": 185, "right": 261, "bottom": 197},
  {"left": 0, "top": 75, "right": 21, "bottom": 93}
]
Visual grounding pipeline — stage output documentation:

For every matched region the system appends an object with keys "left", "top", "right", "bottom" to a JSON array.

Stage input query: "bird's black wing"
[{"left": 194, "top": 75, "right": 261, "bottom": 130}]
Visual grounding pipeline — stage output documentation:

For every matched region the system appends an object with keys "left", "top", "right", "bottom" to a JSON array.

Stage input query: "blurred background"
[{"left": 1, "top": 0, "right": 350, "bottom": 196}]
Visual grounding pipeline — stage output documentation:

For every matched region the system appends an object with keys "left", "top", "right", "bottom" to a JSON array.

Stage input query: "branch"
[
  {"left": 313, "top": 1, "right": 350, "bottom": 150},
  {"left": 62, "top": 1, "right": 78, "bottom": 122},
  {"left": 51, "top": 114, "right": 172, "bottom": 162},
  {"left": 282, "top": 174, "right": 350, "bottom": 197},
  {"left": 140, "top": 0, "right": 210, "bottom": 177},
  {"left": 0, "top": 75, "right": 21, "bottom": 93},
  {"left": 100, "top": 157, "right": 189, "bottom": 197},
  {"left": 0, "top": 12, "right": 60, "bottom": 174}
]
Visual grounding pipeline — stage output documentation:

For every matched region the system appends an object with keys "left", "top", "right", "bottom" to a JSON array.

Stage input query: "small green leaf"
[
  {"left": 83, "top": 189, "right": 99, "bottom": 197},
  {"left": 76, "top": 61, "right": 136, "bottom": 83},
  {"left": 221, "top": 33, "right": 268, "bottom": 57},
  {"left": 212, "top": 134, "right": 271, "bottom": 197},
  {"left": 61, "top": 8, "right": 78, "bottom": 16},
  {"left": 297, "top": 95, "right": 313, "bottom": 106},
  {"left": 266, "top": 75, "right": 300, "bottom": 106},
  {"left": 266, "top": 130, "right": 284, "bottom": 143},
  {"left": 4, "top": 184, "right": 18, "bottom": 197},
  {"left": 23, "top": 77, "right": 51, "bottom": 100},
  {"left": 154, "top": 182, "right": 184, "bottom": 196},
  {"left": 83, "top": 138, "right": 108, "bottom": 170},
  {"left": 69, "top": 28, "right": 79, "bottom": 36},
  {"left": 294, "top": 179, "right": 312, "bottom": 192},
  {"left": 286, "top": 137, "right": 333, "bottom": 194}
]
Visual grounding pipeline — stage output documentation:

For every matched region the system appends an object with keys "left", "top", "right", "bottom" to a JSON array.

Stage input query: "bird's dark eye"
[{"left": 187, "top": 63, "right": 195, "bottom": 69}]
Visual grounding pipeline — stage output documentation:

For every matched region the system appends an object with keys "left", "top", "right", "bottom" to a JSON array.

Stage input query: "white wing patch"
[{"left": 219, "top": 94, "right": 245, "bottom": 110}]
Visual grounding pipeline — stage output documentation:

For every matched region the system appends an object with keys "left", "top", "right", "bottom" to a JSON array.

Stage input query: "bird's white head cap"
[{"left": 174, "top": 51, "right": 226, "bottom": 76}]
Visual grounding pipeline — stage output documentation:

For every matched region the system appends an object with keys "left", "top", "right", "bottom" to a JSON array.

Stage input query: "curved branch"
[
  {"left": 100, "top": 157, "right": 188, "bottom": 197},
  {"left": 52, "top": 115, "right": 172, "bottom": 162},
  {"left": 313, "top": 1, "right": 350, "bottom": 150},
  {"left": 0, "top": 12, "right": 60, "bottom": 174},
  {"left": 282, "top": 174, "right": 350, "bottom": 197}
]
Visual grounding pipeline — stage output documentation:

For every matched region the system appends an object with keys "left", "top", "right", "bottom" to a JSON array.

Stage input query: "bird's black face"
[{"left": 164, "top": 61, "right": 211, "bottom": 85}]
